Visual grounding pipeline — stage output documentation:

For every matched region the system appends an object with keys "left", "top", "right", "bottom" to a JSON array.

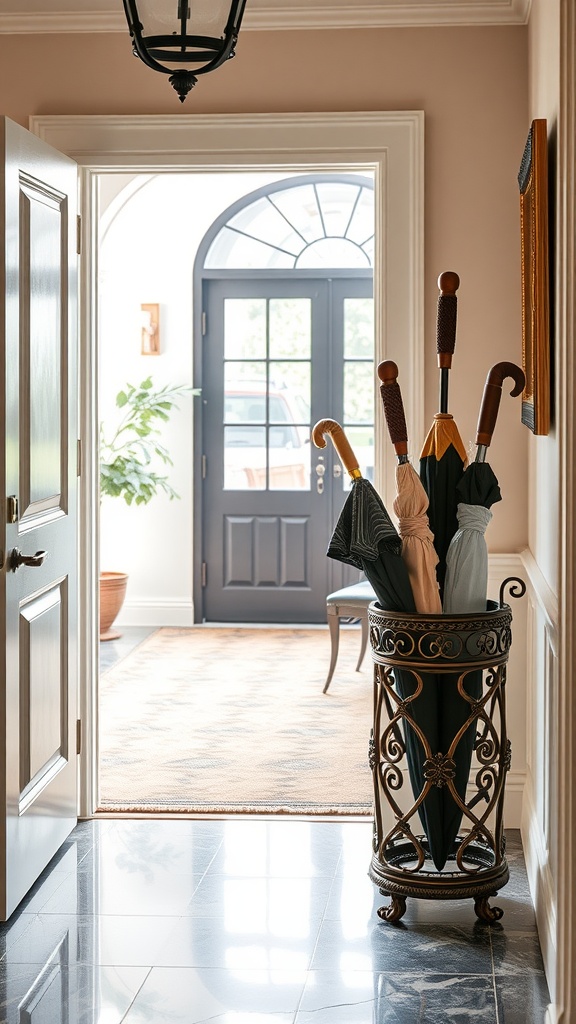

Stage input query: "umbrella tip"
[{"left": 438, "top": 271, "right": 460, "bottom": 295}]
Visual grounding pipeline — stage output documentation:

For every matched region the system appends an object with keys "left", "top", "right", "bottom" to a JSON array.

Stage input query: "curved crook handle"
[
  {"left": 377, "top": 360, "right": 408, "bottom": 457},
  {"left": 311, "top": 419, "right": 362, "bottom": 479},
  {"left": 437, "top": 271, "right": 460, "bottom": 368},
  {"left": 476, "top": 361, "right": 526, "bottom": 448}
]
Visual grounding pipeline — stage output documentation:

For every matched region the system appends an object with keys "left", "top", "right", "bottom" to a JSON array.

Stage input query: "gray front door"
[{"left": 201, "top": 275, "right": 373, "bottom": 623}]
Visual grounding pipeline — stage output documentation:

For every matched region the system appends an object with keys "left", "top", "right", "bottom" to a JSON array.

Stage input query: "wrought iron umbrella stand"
[{"left": 367, "top": 577, "right": 525, "bottom": 924}]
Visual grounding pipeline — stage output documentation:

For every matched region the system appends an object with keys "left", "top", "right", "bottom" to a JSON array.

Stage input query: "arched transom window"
[{"left": 204, "top": 174, "right": 375, "bottom": 271}]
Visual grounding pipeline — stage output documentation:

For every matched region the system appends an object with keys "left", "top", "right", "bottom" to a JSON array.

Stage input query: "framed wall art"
[{"left": 518, "top": 118, "right": 550, "bottom": 435}]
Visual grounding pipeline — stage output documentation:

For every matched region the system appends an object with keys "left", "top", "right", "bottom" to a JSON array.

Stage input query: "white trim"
[
  {"left": 117, "top": 600, "right": 195, "bottom": 629},
  {"left": 29, "top": 111, "right": 423, "bottom": 817},
  {"left": 554, "top": 0, "right": 576, "bottom": 1018},
  {"left": 0, "top": 0, "right": 531, "bottom": 34}
]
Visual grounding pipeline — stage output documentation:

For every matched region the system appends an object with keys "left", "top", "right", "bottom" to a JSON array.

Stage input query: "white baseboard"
[
  {"left": 522, "top": 779, "right": 557, "bottom": 1003},
  {"left": 117, "top": 600, "right": 194, "bottom": 628}
]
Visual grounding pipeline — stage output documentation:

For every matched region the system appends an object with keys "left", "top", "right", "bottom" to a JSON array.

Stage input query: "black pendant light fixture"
[{"left": 122, "top": 0, "right": 248, "bottom": 103}]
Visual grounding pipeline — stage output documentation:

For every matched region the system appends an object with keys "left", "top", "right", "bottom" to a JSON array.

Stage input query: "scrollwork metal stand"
[{"left": 368, "top": 578, "right": 525, "bottom": 924}]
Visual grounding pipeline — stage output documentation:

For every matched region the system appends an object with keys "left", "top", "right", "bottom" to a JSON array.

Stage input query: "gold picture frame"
[{"left": 518, "top": 118, "right": 550, "bottom": 435}]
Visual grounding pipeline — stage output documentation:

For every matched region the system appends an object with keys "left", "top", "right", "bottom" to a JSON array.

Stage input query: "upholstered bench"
[{"left": 324, "top": 580, "right": 377, "bottom": 693}]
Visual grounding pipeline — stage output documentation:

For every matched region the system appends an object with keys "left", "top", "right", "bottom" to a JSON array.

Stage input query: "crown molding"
[{"left": 0, "top": 0, "right": 531, "bottom": 34}]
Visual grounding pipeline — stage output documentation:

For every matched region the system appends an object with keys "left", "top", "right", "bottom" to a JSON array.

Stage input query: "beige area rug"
[{"left": 98, "top": 626, "right": 373, "bottom": 815}]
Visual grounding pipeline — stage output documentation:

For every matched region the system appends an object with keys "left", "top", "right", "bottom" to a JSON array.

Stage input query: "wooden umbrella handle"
[
  {"left": 377, "top": 360, "right": 409, "bottom": 457},
  {"left": 311, "top": 418, "right": 362, "bottom": 478},
  {"left": 437, "top": 271, "right": 460, "bottom": 369},
  {"left": 475, "top": 361, "right": 526, "bottom": 447}
]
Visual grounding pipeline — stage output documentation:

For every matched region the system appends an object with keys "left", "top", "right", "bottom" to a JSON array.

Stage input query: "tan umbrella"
[{"left": 377, "top": 361, "right": 442, "bottom": 614}]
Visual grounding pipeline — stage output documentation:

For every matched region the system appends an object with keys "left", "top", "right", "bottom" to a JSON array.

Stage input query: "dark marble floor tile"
[
  {"left": 296, "top": 971, "right": 498, "bottom": 1023},
  {"left": 310, "top": 919, "right": 494, "bottom": 975},
  {"left": 490, "top": 928, "right": 547, "bottom": 975},
  {"left": 122, "top": 966, "right": 306, "bottom": 1023},
  {"left": 78, "top": 823, "right": 220, "bottom": 879},
  {"left": 0, "top": 962, "right": 149, "bottom": 1024},
  {"left": 495, "top": 971, "right": 551, "bottom": 1023}
]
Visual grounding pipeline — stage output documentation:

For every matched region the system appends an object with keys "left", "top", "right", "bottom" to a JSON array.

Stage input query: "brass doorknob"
[{"left": 9, "top": 548, "right": 47, "bottom": 572}]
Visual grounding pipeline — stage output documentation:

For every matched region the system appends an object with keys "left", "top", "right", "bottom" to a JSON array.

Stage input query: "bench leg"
[
  {"left": 324, "top": 607, "right": 340, "bottom": 693},
  {"left": 356, "top": 611, "right": 369, "bottom": 672}
]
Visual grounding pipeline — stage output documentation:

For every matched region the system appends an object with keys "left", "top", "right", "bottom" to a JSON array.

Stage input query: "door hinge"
[
  {"left": 76, "top": 214, "right": 82, "bottom": 255},
  {"left": 201, "top": 311, "right": 207, "bottom": 336},
  {"left": 77, "top": 439, "right": 82, "bottom": 477},
  {"left": 76, "top": 719, "right": 82, "bottom": 755},
  {"left": 6, "top": 495, "right": 18, "bottom": 524},
  {"left": 201, "top": 562, "right": 207, "bottom": 587},
  {"left": 201, "top": 454, "right": 207, "bottom": 479}
]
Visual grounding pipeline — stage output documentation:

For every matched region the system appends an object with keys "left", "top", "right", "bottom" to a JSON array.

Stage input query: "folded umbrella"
[
  {"left": 311, "top": 418, "right": 416, "bottom": 614},
  {"left": 312, "top": 419, "right": 449, "bottom": 863},
  {"left": 374, "top": 363, "right": 451, "bottom": 867},
  {"left": 443, "top": 361, "right": 525, "bottom": 614},
  {"left": 419, "top": 272, "right": 468, "bottom": 598},
  {"left": 378, "top": 360, "right": 442, "bottom": 614},
  {"left": 439, "top": 361, "right": 525, "bottom": 864}
]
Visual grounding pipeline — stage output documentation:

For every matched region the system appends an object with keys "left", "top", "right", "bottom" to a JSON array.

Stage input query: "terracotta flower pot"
[{"left": 99, "top": 572, "right": 128, "bottom": 641}]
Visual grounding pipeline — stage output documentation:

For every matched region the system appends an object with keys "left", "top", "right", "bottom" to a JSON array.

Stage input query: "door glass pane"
[
  {"left": 224, "top": 299, "right": 267, "bottom": 358},
  {"left": 269, "top": 362, "right": 311, "bottom": 424},
  {"left": 224, "top": 363, "right": 267, "bottom": 423},
  {"left": 344, "top": 298, "right": 374, "bottom": 358},
  {"left": 224, "top": 425, "right": 266, "bottom": 490},
  {"left": 344, "top": 363, "right": 374, "bottom": 424},
  {"left": 269, "top": 298, "right": 311, "bottom": 358},
  {"left": 223, "top": 299, "right": 312, "bottom": 492},
  {"left": 344, "top": 427, "right": 374, "bottom": 486},
  {"left": 269, "top": 426, "right": 310, "bottom": 491}
]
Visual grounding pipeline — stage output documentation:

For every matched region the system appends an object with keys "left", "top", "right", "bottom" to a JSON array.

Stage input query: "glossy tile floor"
[{"left": 0, "top": 817, "right": 550, "bottom": 1023}]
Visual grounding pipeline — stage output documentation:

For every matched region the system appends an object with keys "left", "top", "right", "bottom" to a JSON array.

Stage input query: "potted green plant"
[{"left": 99, "top": 376, "right": 198, "bottom": 640}]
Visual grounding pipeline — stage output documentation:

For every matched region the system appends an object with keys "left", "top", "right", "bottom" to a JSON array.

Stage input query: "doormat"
[{"left": 98, "top": 626, "right": 373, "bottom": 815}]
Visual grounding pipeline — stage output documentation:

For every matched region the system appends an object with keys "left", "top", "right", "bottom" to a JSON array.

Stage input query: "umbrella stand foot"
[
  {"left": 377, "top": 894, "right": 407, "bottom": 923},
  {"left": 474, "top": 895, "right": 503, "bottom": 923}
]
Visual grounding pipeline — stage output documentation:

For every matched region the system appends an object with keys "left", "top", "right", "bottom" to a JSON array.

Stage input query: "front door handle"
[{"left": 8, "top": 548, "right": 47, "bottom": 572}]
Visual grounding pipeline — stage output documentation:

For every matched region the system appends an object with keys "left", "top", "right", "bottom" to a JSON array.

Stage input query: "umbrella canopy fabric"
[
  {"left": 311, "top": 419, "right": 446, "bottom": 862},
  {"left": 375, "top": 363, "right": 449, "bottom": 867},
  {"left": 311, "top": 419, "right": 416, "bottom": 615},
  {"left": 439, "top": 361, "right": 525, "bottom": 861},
  {"left": 378, "top": 360, "right": 441, "bottom": 614},
  {"left": 419, "top": 272, "right": 468, "bottom": 597},
  {"left": 326, "top": 475, "right": 416, "bottom": 614}
]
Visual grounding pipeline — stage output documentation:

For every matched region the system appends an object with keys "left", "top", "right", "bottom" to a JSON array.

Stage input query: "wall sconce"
[
  {"left": 121, "top": 0, "right": 248, "bottom": 103},
  {"left": 141, "top": 304, "right": 160, "bottom": 355}
]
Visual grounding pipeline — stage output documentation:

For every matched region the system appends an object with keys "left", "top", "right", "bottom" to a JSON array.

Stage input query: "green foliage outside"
[{"left": 100, "top": 377, "right": 199, "bottom": 506}]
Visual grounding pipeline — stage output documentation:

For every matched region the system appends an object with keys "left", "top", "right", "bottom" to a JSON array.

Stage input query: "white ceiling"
[{"left": 0, "top": 0, "right": 531, "bottom": 33}]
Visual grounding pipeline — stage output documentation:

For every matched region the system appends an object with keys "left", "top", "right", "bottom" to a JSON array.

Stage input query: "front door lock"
[{"left": 8, "top": 548, "right": 47, "bottom": 573}]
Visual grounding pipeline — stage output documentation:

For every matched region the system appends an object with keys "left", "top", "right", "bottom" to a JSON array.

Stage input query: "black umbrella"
[
  {"left": 419, "top": 272, "right": 468, "bottom": 598},
  {"left": 439, "top": 361, "right": 525, "bottom": 865},
  {"left": 311, "top": 418, "right": 416, "bottom": 613},
  {"left": 312, "top": 419, "right": 450, "bottom": 867}
]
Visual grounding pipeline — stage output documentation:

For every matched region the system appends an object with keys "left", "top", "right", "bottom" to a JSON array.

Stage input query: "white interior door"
[{"left": 0, "top": 116, "right": 78, "bottom": 920}]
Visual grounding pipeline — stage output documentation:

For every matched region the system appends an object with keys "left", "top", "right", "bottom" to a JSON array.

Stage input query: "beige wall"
[{"left": 0, "top": 25, "right": 528, "bottom": 551}]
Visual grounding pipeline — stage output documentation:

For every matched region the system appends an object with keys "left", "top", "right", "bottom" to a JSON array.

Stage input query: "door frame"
[{"left": 28, "top": 110, "right": 424, "bottom": 819}]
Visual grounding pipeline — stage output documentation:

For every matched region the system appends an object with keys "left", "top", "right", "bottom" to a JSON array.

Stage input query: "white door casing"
[
  {"left": 0, "top": 117, "right": 78, "bottom": 920},
  {"left": 28, "top": 111, "right": 424, "bottom": 817}
]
